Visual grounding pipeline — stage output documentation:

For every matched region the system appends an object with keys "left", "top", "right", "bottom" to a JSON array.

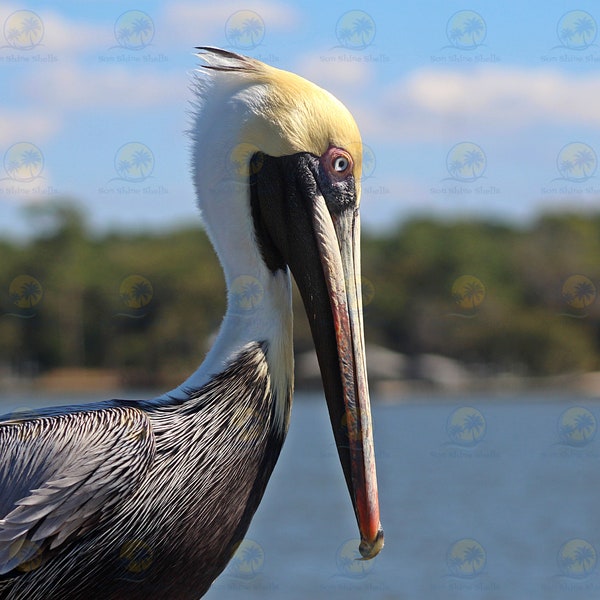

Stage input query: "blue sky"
[{"left": 1, "top": 0, "right": 600, "bottom": 239}]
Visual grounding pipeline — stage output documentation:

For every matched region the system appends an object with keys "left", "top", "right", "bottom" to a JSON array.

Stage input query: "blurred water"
[{"left": 2, "top": 390, "right": 600, "bottom": 599}]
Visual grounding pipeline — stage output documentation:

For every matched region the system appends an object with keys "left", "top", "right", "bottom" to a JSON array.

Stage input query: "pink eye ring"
[
  {"left": 333, "top": 155, "right": 349, "bottom": 172},
  {"left": 322, "top": 147, "right": 353, "bottom": 178}
]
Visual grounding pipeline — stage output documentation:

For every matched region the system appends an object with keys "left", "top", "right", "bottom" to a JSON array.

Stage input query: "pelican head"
[{"left": 187, "top": 48, "right": 383, "bottom": 559}]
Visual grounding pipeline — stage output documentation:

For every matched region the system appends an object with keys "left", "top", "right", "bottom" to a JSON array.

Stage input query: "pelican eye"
[
  {"left": 323, "top": 148, "right": 353, "bottom": 179},
  {"left": 333, "top": 156, "right": 350, "bottom": 172}
]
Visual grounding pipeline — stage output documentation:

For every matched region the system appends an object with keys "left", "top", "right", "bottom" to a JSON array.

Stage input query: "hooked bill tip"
[{"left": 358, "top": 528, "right": 384, "bottom": 560}]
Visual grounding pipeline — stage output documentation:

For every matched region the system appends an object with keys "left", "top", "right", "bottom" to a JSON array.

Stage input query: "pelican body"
[{"left": 0, "top": 48, "right": 383, "bottom": 599}]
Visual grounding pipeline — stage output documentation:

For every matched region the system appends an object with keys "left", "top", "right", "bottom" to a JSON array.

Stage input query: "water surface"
[{"left": 1, "top": 390, "right": 599, "bottom": 599}]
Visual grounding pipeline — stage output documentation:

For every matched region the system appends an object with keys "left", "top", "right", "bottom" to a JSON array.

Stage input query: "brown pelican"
[{"left": 0, "top": 47, "right": 383, "bottom": 599}]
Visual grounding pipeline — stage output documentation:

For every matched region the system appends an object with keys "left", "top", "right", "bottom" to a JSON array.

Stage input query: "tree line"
[{"left": 1, "top": 201, "right": 599, "bottom": 387}]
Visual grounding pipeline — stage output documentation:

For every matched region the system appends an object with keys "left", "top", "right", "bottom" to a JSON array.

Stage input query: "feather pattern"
[{"left": 0, "top": 343, "right": 288, "bottom": 599}]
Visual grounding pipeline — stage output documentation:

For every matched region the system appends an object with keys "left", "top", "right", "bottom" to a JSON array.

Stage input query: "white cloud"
[
  {"left": 295, "top": 52, "right": 375, "bottom": 90},
  {"left": 37, "top": 11, "right": 108, "bottom": 53},
  {"left": 359, "top": 66, "right": 600, "bottom": 141},
  {"left": 0, "top": 110, "right": 59, "bottom": 146},
  {"left": 162, "top": 0, "right": 300, "bottom": 43},
  {"left": 19, "top": 63, "right": 188, "bottom": 110},
  {"left": 0, "top": 5, "right": 107, "bottom": 53}
]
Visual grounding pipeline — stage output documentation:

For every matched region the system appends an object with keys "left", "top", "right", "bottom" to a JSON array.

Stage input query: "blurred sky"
[{"left": 1, "top": 0, "right": 600, "bottom": 240}]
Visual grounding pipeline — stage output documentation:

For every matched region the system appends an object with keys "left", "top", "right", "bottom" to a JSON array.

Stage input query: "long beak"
[{"left": 251, "top": 152, "right": 383, "bottom": 559}]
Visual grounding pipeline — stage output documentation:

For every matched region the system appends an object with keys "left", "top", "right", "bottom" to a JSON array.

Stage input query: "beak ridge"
[
  {"left": 311, "top": 195, "right": 383, "bottom": 557},
  {"left": 250, "top": 151, "right": 383, "bottom": 558}
]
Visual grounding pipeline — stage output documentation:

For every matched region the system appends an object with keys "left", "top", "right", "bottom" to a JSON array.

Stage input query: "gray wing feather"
[{"left": 0, "top": 406, "right": 155, "bottom": 574}]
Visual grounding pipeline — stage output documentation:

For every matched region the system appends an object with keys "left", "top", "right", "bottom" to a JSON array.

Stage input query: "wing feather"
[{"left": 0, "top": 405, "right": 155, "bottom": 575}]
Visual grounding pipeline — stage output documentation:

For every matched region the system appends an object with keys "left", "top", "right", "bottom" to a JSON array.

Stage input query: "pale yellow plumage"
[{"left": 199, "top": 48, "right": 363, "bottom": 193}]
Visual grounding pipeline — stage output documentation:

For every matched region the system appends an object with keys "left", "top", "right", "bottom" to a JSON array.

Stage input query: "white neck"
[{"left": 159, "top": 82, "right": 294, "bottom": 430}]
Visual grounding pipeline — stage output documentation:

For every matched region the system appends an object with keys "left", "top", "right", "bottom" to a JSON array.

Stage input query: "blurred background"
[
  {"left": 1, "top": 0, "right": 599, "bottom": 392},
  {"left": 1, "top": 2, "right": 600, "bottom": 598}
]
